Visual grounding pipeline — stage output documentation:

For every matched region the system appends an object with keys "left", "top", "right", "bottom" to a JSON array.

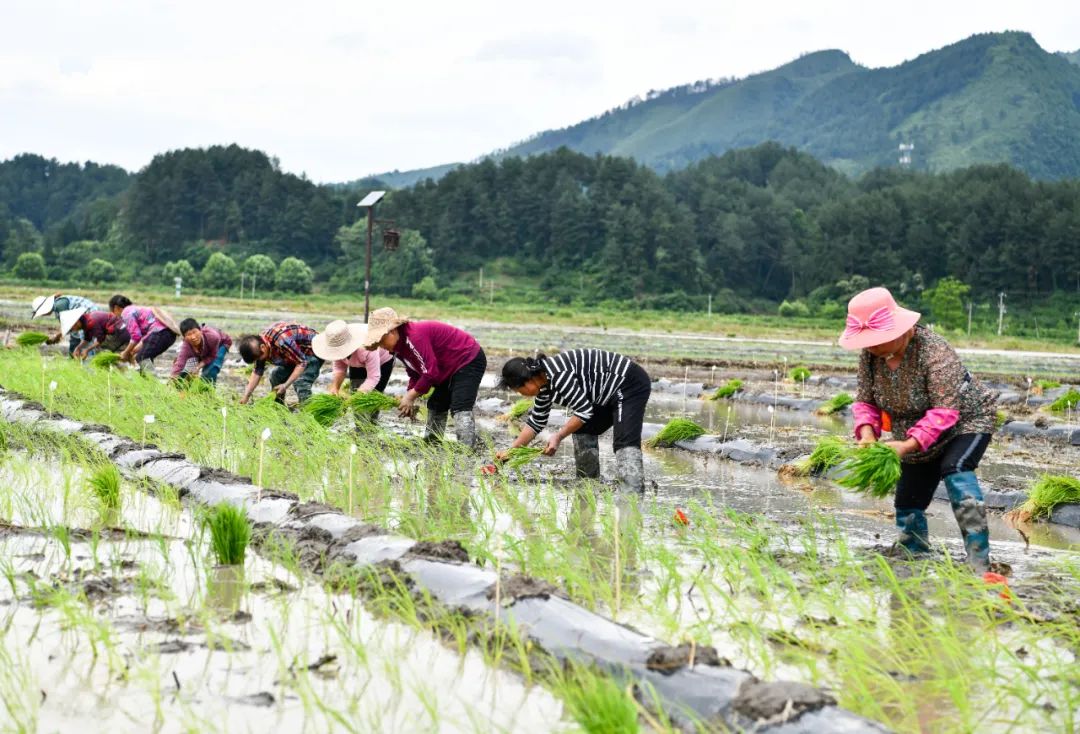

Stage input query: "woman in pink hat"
[{"left": 839, "top": 287, "right": 998, "bottom": 573}]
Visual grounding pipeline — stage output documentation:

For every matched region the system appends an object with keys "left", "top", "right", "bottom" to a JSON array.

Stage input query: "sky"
[{"left": 2, "top": 0, "right": 1079, "bottom": 183}]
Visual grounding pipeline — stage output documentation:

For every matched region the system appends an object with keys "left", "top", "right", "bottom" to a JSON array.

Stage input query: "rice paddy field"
[{"left": 0, "top": 311, "right": 1078, "bottom": 733}]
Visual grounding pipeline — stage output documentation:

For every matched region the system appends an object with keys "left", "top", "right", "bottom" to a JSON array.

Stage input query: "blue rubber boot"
[
  {"left": 894, "top": 508, "right": 931, "bottom": 555},
  {"left": 944, "top": 471, "right": 991, "bottom": 573}
]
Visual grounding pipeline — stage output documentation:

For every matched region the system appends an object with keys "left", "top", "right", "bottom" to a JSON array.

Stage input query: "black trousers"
[
  {"left": 895, "top": 433, "right": 991, "bottom": 510},
  {"left": 427, "top": 349, "right": 487, "bottom": 414},
  {"left": 577, "top": 362, "right": 652, "bottom": 451},
  {"left": 348, "top": 358, "right": 395, "bottom": 392}
]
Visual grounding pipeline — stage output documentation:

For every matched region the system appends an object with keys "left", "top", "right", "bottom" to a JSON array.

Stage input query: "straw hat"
[
  {"left": 312, "top": 320, "right": 369, "bottom": 361},
  {"left": 363, "top": 307, "right": 409, "bottom": 349},
  {"left": 31, "top": 295, "right": 55, "bottom": 319},
  {"left": 59, "top": 307, "right": 87, "bottom": 336},
  {"left": 838, "top": 287, "right": 921, "bottom": 350}
]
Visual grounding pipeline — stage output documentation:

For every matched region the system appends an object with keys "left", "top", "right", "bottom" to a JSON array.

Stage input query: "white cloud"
[{"left": 1, "top": 0, "right": 1078, "bottom": 181}]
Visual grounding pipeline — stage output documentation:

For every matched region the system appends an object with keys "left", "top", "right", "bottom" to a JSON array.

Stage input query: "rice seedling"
[
  {"left": 1009, "top": 474, "right": 1080, "bottom": 522},
  {"left": 87, "top": 464, "right": 121, "bottom": 513},
  {"left": 505, "top": 398, "right": 533, "bottom": 421},
  {"left": 1035, "top": 379, "right": 1061, "bottom": 391},
  {"left": 1048, "top": 388, "right": 1080, "bottom": 412},
  {"left": 710, "top": 379, "right": 743, "bottom": 400},
  {"left": 204, "top": 502, "right": 251, "bottom": 566},
  {"left": 89, "top": 351, "right": 122, "bottom": 369},
  {"left": 302, "top": 393, "right": 348, "bottom": 426},
  {"left": 647, "top": 418, "right": 706, "bottom": 447},
  {"left": 348, "top": 390, "right": 400, "bottom": 414},
  {"left": 836, "top": 442, "right": 902, "bottom": 498},
  {"left": 178, "top": 375, "right": 215, "bottom": 395},
  {"left": 994, "top": 409, "right": 1009, "bottom": 428},
  {"left": 786, "top": 435, "right": 849, "bottom": 477},
  {"left": 816, "top": 392, "right": 854, "bottom": 415},
  {"left": 15, "top": 332, "right": 48, "bottom": 347},
  {"left": 501, "top": 446, "right": 543, "bottom": 470},
  {"left": 789, "top": 365, "right": 811, "bottom": 383},
  {"left": 550, "top": 662, "right": 640, "bottom": 734}
]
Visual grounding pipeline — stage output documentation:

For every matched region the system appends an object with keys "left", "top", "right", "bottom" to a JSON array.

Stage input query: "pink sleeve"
[
  {"left": 333, "top": 359, "right": 348, "bottom": 378},
  {"left": 852, "top": 401, "right": 882, "bottom": 439},
  {"left": 906, "top": 408, "right": 960, "bottom": 452},
  {"left": 123, "top": 307, "right": 143, "bottom": 343},
  {"left": 358, "top": 348, "right": 382, "bottom": 392}
]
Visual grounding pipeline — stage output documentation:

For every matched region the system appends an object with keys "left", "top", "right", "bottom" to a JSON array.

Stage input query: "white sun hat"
[
  {"left": 32, "top": 295, "right": 55, "bottom": 319},
  {"left": 59, "top": 307, "right": 87, "bottom": 336},
  {"left": 312, "top": 320, "right": 369, "bottom": 361}
]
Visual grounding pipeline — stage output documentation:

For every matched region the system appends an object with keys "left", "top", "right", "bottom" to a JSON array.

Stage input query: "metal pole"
[
  {"left": 252, "top": 274, "right": 256, "bottom": 299},
  {"left": 997, "top": 292, "right": 1006, "bottom": 336},
  {"left": 365, "top": 205, "right": 374, "bottom": 322},
  {"left": 240, "top": 272, "right": 245, "bottom": 300},
  {"left": 967, "top": 302, "right": 972, "bottom": 336}
]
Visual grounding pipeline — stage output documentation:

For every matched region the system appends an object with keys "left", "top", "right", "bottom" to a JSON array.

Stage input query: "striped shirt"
[{"left": 525, "top": 349, "right": 633, "bottom": 433}]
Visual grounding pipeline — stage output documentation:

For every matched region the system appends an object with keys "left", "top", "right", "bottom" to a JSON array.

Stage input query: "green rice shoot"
[
  {"left": 796, "top": 436, "right": 849, "bottom": 476},
  {"left": 836, "top": 442, "right": 902, "bottom": 498},
  {"left": 205, "top": 503, "right": 251, "bottom": 566},
  {"left": 816, "top": 392, "right": 854, "bottom": 415},
  {"left": 15, "top": 332, "right": 48, "bottom": 347},
  {"left": 302, "top": 393, "right": 348, "bottom": 426},
  {"left": 647, "top": 418, "right": 707, "bottom": 447},
  {"left": 1020, "top": 475, "right": 1080, "bottom": 520},
  {"left": 710, "top": 379, "right": 743, "bottom": 400},
  {"left": 89, "top": 351, "right": 122, "bottom": 369},
  {"left": 789, "top": 365, "right": 811, "bottom": 383},
  {"left": 348, "top": 390, "right": 400, "bottom": 414},
  {"left": 507, "top": 398, "right": 533, "bottom": 420},
  {"left": 502, "top": 446, "right": 543, "bottom": 470},
  {"left": 1048, "top": 388, "right": 1080, "bottom": 413},
  {"left": 1035, "top": 379, "right": 1061, "bottom": 391},
  {"left": 87, "top": 464, "right": 122, "bottom": 512}
]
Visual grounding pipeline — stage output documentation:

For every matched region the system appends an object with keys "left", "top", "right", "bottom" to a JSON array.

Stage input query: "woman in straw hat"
[
  {"left": 840, "top": 287, "right": 998, "bottom": 574},
  {"left": 66, "top": 307, "right": 130, "bottom": 359},
  {"left": 32, "top": 293, "right": 103, "bottom": 355},
  {"left": 364, "top": 307, "right": 486, "bottom": 449},
  {"left": 312, "top": 320, "right": 395, "bottom": 397}
]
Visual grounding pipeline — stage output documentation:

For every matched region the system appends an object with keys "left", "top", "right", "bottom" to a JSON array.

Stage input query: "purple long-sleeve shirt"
[
  {"left": 170, "top": 326, "right": 232, "bottom": 378},
  {"left": 120, "top": 305, "right": 166, "bottom": 344},
  {"left": 390, "top": 321, "right": 481, "bottom": 395}
]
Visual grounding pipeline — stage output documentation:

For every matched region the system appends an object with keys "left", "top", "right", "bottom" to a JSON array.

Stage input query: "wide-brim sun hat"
[
  {"left": 363, "top": 307, "right": 409, "bottom": 349},
  {"left": 312, "top": 320, "right": 369, "bottom": 361},
  {"left": 32, "top": 295, "right": 55, "bottom": 319},
  {"left": 59, "top": 307, "right": 87, "bottom": 336},
  {"left": 838, "top": 287, "right": 921, "bottom": 350}
]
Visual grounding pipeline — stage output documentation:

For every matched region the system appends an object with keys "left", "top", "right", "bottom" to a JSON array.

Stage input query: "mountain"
[
  {"left": 502, "top": 32, "right": 1080, "bottom": 179},
  {"left": 1060, "top": 49, "right": 1080, "bottom": 66},
  {"left": 341, "top": 162, "right": 462, "bottom": 191}
]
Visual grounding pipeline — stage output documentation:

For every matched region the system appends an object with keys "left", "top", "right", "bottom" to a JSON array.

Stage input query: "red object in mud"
[
  {"left": 881, "top": 411, "right": 892, "bottom": 433},
  {"left": 481, "top": 464, "right": 498, "bottom": 475},
  {"left": 674, "top": 508, "right": 690, "bottom": 526},
  {"left": 982, "top": 571, "right": 1011, "bottom": 600}
]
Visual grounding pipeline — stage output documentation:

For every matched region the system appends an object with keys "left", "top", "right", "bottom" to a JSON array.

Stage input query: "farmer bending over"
[
  {"left": 496, "top": 349, "right": 651, "bottom": 493},
  {"left": 32, "top": 293, "right": 104, "bottom": 355},
  {"left": 841, "top": 287, "right": 998, "bottom": 574},
  {"left": 109, "top": 295, "right": 179, "bottom": 371},
  {"left": 67, "top": 307, "right": 130, "bottom": 359},
  {"left": 237, "top": 322, "right": 323, "bottom": 404},
  {"left": 363, "top": 307, "right": 485, "bottom": 449},
  {"left": 171, "top": 318, "right": 232, "bottom": 384},
  {"left": 312, "top": 320, "right": 395, "bottom": 396}
]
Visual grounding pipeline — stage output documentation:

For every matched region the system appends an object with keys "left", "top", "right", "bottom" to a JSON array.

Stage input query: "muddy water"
[{"left": 0, "top": 455, "right": 566, "bottom": 733}]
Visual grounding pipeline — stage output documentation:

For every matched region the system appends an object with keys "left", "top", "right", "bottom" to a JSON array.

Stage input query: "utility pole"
[
  {"left": 240, "top": 272, "right": 246, "bottom": 300},
  {"left": 251, "top": 274, "right": 256, "bottom": 299},
  {"left": 966, "top": 301, "right": 973, "bottom": 336},
  {"left": 997, "top": 292, "right": 1006, "bottom": 336},
  {"left": 1075, "top": 311, "right": 1080, "bottom": 345},
  {"left": 708, "top": 293, "right": 713, "bottom": 317}
]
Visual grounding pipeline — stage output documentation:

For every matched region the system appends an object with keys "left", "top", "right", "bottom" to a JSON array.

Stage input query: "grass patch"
[
  {"left": 348, "top": 390, "right": 400, "bottom": 414},
  {"left": 302, "top": 393, "right": 348, "bottom": 426},
  {"left": 15, "top": 332, "right": 48, "bottom": 347},
  {"left": 205, "top": 503, "right": 251, "bottom": 566},
  {"left": 710, "top": 379, "right": 743, "bottom": 400},
  {"left": 1035, "top": 379, "right": 1061, "bottom": 391},
  {"left": 816, "top": 392, "right": 854, "bottom": 415},
  {"left": 789, "top": 366, "right": 811, "bottom": 383},
  {"left": 1048, "top": 388, "right": 1080, "bottom": 412},
  {"left": 836, "top": 443, "right": 902, "bottom": 498},
  {"left": 87, "top": 464, "right": 121, "bottom": 512},
  {"left": 647, "top": 418, "right": 706, "bottom": 447}
]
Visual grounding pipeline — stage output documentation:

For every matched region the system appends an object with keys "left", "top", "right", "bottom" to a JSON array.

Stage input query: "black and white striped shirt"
[{"left": 525, "top": 349, "right": 633, "bottom": 432}]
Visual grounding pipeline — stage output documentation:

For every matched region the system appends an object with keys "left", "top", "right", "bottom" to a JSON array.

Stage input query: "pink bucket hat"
[{"left": 838, "top": 287, "right": 921, "bottom": 350}]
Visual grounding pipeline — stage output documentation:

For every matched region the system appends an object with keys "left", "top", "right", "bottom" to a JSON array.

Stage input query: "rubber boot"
[
  {"left": 573, "top": 433, "right": 601, "bottom": 479},
  {"left": 451, "top": 410, "right": 477, "bottom": 450},
  {"left": 944, "top": 471, "right": 991, "bottom": 573},
  {"left": 614, "top": 446, "right": 645, "bottom": 494},
  {"left": 425, "top": 410, "right": 448, "bottom": 443},
  {"left": 893, "top": 508, "right": 931, "bottom": 555}
]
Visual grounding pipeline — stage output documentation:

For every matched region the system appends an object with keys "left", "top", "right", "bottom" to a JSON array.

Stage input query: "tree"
[
  {"left": 924, "top": 276, "right": 970, "bottom": 330},
  {"left": 243, "top": 254, "right": 276, "bottom": 288},
  {"left": 82, "top": 258, "right": 117, "bottom": 284},
  {"left": 163, "top": 259, "right": 196, "bottom": 286},
  {"left": 275, "top": 256, "right": 313, "bottom": 293},
  {"left": 3, "top": 217, "right": 42, "bottom": 269},
  {"left": 201, "top": 252, "right": 239, "bottom": 290},
  {"left": 13, "top": 251, "right": 46, "bottom": 280},
  {"left": 411, "top": 275, "right": 438, "bottom": 300}
]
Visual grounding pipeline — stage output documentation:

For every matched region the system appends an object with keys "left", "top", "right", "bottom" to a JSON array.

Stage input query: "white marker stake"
[
  {"left": 257, "top": 428, "right": 271, "bottom": 501},
  {"left": 348, "top": 443, "right": 357, "bottom": 514},
  {"left": 220, "top": 406, "right": 228, "bottom": 467},
  {"left": 107, "top": 367, "right": 113, "bottom": 423},
  {"left": 768, "top": 404, "right": 776, "bottom": 446},
  {"left": 48, "top": 380, "right": 57, "bottom": 415},
  {"left": 142, "top": 414, "right": 155, "bottom": 447}
]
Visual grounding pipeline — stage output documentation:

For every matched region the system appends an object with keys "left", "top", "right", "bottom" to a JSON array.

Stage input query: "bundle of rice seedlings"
[
  {"left": 1008, "top": 475, "right": 1080, "bottom": 523},
  {"left": 710, "top": 379, "right": 743, "bottom": 400},
  {"left": 89, "top": 351, "right": 122, "bottom": 369},
  {"left": 836, "top": 443, "right": 902, "bottom": 498},
  {"left": 1048, "top": 388, "right": 1080, "bottom": 413},
  {"left": 88, "top": 464, "right": 121, "bottom": 512},
  {"left": 502, "top": 446, "right": 544, "bottom": 470},
  {"left": 506, "top": 398, "right": 533, "bottom": 421},
  {"left": 302, "top": 393, "right": 348, "bottom": 426},
  {"left": 794, "top": 436, "right": 848, "bottom": 476},
  {"left": 647, "top": 418, "right": 707, "bottom": 447},
  {"left": 1035, "top": 379, "right": 1061, "bottom": 392},
  {"left": 15, "top": 332, "right": 49, "bottom": 347},
  {"left": 994, "top": 409, "right": 1009, "bottom": 429},
  {"left": 348, "top": 390, "right": 400, "bottom": 414},
  {"left": 815, "top": 392, "right": 854, "bottom": 415},
  {"left": 205, "top": 503, "right": 251, "bottom": 566},
  {"left": 789, "top": 366, "right": 812, "bottom": 383}
]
